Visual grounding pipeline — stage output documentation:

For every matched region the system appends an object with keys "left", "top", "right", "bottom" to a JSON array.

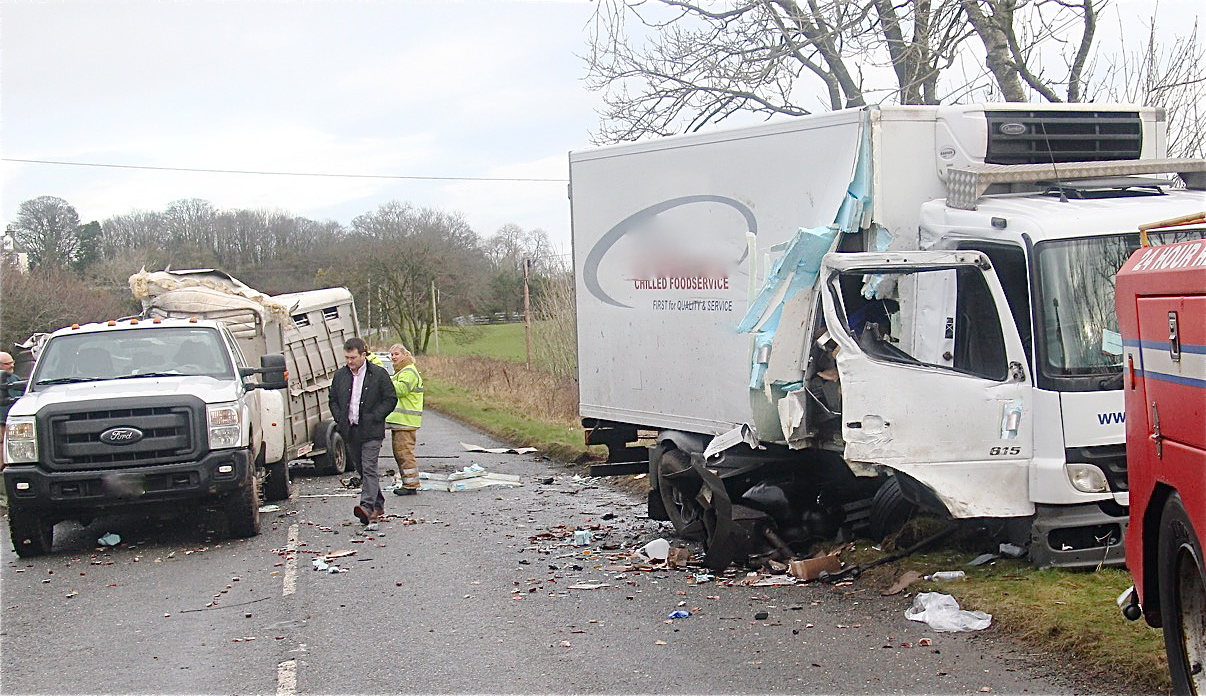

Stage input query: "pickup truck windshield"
[
  {"left": 32, "top": 327, "right": 234, "bottom": 387},
  {"left": 1035, "top": 228, "right": 1206, "bottom": 383}
]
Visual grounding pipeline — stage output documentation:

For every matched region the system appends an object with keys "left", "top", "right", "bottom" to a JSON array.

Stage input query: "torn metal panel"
[{"left": 703, "top": 423, "right": 763, "bottom": 459}]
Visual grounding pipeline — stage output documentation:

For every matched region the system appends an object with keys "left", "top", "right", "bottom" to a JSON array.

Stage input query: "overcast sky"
[
  {"left": 1, "top": 0, "right": 1199, "bottom": 258},
  {"left": 0, "top": 0, "right": 602, "bottom": 255}
]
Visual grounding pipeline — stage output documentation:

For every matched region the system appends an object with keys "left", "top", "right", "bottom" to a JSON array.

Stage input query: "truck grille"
[
  {"left": 1066, "top": 444, "right": 1128, "bottom": 492},
  {"left": 985, "top": 110, "right": 1142, "bottom": 165},
  {"left": 48, "top": 405, "right": 196, "bottom": 468}
]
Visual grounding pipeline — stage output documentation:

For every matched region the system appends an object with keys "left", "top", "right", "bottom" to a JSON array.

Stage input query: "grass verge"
[{"left": 416, "top": 325, "right": 1171, "bottom": 694}]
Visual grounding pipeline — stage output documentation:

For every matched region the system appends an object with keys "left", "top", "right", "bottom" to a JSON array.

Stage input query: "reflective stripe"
[{"left": 393, "top": 407, "right": 423, "bottom": 416}]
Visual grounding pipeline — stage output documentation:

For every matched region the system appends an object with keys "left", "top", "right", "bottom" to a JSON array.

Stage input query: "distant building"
[{"left": 2, "top": 229, "right": 30, "bottom": 272}]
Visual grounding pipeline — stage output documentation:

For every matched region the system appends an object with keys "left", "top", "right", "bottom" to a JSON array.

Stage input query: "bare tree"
[{"left": 584, "top": 0, "right": 1174, "bottom": 142}]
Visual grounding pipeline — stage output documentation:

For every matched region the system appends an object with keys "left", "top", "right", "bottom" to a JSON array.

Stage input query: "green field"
[{"left": 433, "top": 322, "right": 530, "bottom": 362}]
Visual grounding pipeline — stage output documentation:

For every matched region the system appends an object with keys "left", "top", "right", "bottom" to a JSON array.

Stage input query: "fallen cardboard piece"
[
  {"left": 883, "top": 570, "right": 923, "bottom": 596},
  {"left": 460, "top": 442, "right": 538, "bottom": 455},
  {"left": 788, "top": 550, "right": 842, "bottom": 581}
]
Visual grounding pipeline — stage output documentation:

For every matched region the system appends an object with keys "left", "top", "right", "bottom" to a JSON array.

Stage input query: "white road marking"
[
  {"left": 283, "top": 523, "right": 299, "bottom": 597},
  {"left": 276, "top": 659, "right": 297, "bottom": 696}
]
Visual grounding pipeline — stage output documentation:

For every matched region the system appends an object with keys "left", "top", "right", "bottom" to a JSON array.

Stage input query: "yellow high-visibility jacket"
[{"left": 386, "top": 362, "right": 424, "bottom": 429}]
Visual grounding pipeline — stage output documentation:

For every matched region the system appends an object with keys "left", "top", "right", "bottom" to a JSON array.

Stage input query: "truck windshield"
[
  {"left": 32, "top": 327, "right": 233, "bottom": 387},
  {"left": 1035, "top": 228, "right": 1206, "bottom": 386}
]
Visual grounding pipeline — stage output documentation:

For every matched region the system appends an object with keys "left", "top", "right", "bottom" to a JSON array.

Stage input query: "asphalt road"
[{"left": 2, "top": 412, "right": 1109, "bottom": 695}]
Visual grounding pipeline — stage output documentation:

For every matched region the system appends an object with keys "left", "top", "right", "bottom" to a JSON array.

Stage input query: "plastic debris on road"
[
  {"left": 638, "top": 538, "right": 670, "bottom": 561},
  {"left": 573, "top": 530, "right": 593, "bottom": 546},
  {"left": 905, "top": 592, "right": 992, "bottom": 632},
  {"left": 667, "top": 610, "right": 691, "bottom": 619},
  {"left": 97, "top": 533, "right": 121, "bottom": 547},
  {"left": 258, "top": 504, "right": 281, "bottom": 513},
  {"left": 459, "top": 442, "right": 538, "bottom": 455},
  {"left": 418, "top": 467, "right": 522, "bottom": 492}
]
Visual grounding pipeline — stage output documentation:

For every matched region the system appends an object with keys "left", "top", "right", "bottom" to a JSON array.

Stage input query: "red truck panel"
[{"left": 1116, "top": 238, "right": 1206, "bottom": 622}]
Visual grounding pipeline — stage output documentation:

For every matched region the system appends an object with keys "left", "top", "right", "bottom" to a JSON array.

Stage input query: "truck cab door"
[{"left": 819, "top": 250, "right": 1034, "bottom": 518}]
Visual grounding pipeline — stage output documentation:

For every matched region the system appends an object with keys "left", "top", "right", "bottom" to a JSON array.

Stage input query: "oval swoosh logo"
[
  {"left": 582, "top": 195, "right": 757, "bottom": 308},
  {"left": 100, "top": 427, "right": 144, "bottom": 446}
]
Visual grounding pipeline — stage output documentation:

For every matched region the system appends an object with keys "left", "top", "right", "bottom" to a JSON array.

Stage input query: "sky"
[
  {"left": 1, "top": 0, "right": 1200, "bottom": 259},
  {"left": 0, "top": 0, "right": 604, "bottom": 256}
]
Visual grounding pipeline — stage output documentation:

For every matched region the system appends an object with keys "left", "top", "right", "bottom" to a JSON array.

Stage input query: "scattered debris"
[
  {"left": 638, "top": 538, "right": 670, "bottom": 561},
  {"left": 258, "top": 504, "right": 282, "bottom": 513},
  {"left": 967, "top": 553, "right": 998, "bottom": 567},
  {"left": 667, "top": 610, "right": 691, "bottom": 619},
  {"left": 998, "top": 542, "right": 1026, "bottom": 558},
  {"left": 572, "top": 530, "right": 593, "bottom": 546},
  {"left": 459, "top": 442, "right": 538, "bottom": 455},
  {"left": 419, "top": 467, "right": 522, "bottom": 492},
  {"left": 905, "top": 592, "right": 992, "bottom": 632},
  {"left": 97, "top": 533, "right": 121, "bottom": 547},
  {"left": 883, "top": 570, "right": 923, "bottom": 596},
  {"left": 926, "top": 570, "right": 966, "bottom": 581},
  {"left": 788, "top": 549, "right": 842, "bottom": 581}
]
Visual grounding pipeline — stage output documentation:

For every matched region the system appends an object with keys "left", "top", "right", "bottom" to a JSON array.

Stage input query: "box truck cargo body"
[{"left": 571, "top": 104, "right": 1206, "bottom": 569}]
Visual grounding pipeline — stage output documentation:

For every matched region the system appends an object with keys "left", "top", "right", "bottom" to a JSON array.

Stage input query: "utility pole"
[
  {"left": 523, "top": 257, "right": 532, "bottom": 368},
  {"left": 431, "top": 280, "right": 439, "bottom": 355}
]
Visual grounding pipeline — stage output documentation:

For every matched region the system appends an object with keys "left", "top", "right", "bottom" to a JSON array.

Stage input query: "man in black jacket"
[{"left": 329, "top": 337, "right": 395, "bottom": 525}]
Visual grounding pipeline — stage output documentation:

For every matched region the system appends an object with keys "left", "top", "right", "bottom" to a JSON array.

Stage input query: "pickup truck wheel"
[
  {"left": 313, "top": 423, "right": 348, "bottom": 475},
  {"left": 264, "top": 458, "right": 291, "bottom": 502},
  {"left": 226, "top": 470, "right": 262, "bottom": 539},
  {"left": 9, "top": 507, "right": 54, "bottom": 557},
  {"left": 1158, "top": 493, "right": 1206, "bottom": 695},
  {"left": 657, "top": 449, "right": 706, "bottom": 541}
]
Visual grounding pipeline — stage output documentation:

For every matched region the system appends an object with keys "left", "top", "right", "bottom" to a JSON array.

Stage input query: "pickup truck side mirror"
[{"left": 239, "top": 354, "right": 288, "bottom": 391}]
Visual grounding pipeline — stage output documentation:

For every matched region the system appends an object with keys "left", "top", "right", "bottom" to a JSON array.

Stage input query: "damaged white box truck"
[
  {"left": 571, "top": 104, "right": 1206, "bottom": 569},
  {"left": 3, "top": 270, "right": 357, "bottom": 556}
]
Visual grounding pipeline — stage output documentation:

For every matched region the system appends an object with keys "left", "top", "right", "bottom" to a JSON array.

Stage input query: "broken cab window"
[{"left": 832, "top": 266, "right": 1009, "bottom": 381}]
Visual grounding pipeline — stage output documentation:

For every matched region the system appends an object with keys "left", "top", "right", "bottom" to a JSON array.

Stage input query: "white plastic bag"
[{"left": 905, "top": 592, "right": 992, "bottom": 632}]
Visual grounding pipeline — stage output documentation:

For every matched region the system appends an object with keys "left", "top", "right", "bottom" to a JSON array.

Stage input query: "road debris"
[
  {"left": 882, "top": 570, "right": 923, "bottom": 596},
  {"left": 418, "top": 467, "right": 522, "bottom": 492},
  {"left": 459, "top": 442, "right": 538, "bottom": 455},
  {"left": 97, "top": 533, "right": 121, "bottom": 547},
  {"left": 905, "top": 592, "right": 992, "bottom": 632}
]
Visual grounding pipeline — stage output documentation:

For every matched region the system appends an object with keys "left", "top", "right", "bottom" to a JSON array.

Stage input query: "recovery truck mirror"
[{"left": 240, "top": 354, "right": 288, "bottom": 390}]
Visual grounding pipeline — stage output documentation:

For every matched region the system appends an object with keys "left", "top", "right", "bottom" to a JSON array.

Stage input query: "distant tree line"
[{"left": 1, "top": 195, "right": 568, "bottom": 355}]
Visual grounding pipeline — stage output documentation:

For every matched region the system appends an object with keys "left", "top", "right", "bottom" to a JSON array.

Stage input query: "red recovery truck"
[{"left": 1116, "top": 213, "right": 1206, "bottom": 694}]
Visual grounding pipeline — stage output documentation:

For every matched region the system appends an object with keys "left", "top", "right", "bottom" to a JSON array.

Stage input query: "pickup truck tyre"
[
  {"left": 8, "top": 507, "right": 53, "bottom": 557},
  {"left": 226, "top": 470, "right": 262, "bottom": 539},
  {"left": 657, "top": 449, "right": 706, "bottom": 541},
  {"left": 313, "top": 422, "right": 348, "bottom": 475},
  {"left": 1158, "top": 493, "right": 1206, "bottom": 695},
  {"left": 264, "top": 458, "right": 291, "bottom": 502}
]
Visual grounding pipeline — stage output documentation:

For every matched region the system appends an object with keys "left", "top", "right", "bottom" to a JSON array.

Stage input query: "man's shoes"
[
  {"left": 393, "top": 487, "right": 418, "bottom": 496},
  {"left": 353, "top": 504, "right": 371, "bottom": 524},
  {"left": 370, "top": 508, "right": 384, "bottom": 522}
]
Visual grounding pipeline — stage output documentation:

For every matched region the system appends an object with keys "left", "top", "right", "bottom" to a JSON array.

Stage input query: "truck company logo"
[
  {"left": 582, "top": 195, "right": 756, "bottom": 308},
  {"left": 1130, "top": 241, "right": 1206, "bottom": 272},
  {"left": 100, "top": 426, "right": 144, "bottom": 445}
]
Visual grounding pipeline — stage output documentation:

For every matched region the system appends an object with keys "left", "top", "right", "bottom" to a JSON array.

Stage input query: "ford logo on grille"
[
  {"left": 999, "top": 122, "right": 1027, "bottom": 136},
  {"left": 100, "top": 427, "right": 144, "bottom": 446}
]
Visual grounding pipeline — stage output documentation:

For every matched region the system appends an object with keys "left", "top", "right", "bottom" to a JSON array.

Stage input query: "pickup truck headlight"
[
  {"left": 206, "top": 402, "right": 243, "bottom": 449},
  {"left": 1067, "top": 463, "right": 1108, "bottom": 493},
  {"left": 4, "top": 417, "right": 37, "bottom": 463}
]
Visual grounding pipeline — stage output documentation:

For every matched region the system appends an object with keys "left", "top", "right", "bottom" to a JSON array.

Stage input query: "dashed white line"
[
  {"left": 276, "top": 658, "right": 297, "bottom": 696},
  {"left": 283, "top": 523, "right": 299, "bottom": 596}
]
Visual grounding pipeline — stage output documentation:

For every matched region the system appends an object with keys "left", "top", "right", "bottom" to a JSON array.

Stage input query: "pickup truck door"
[{"left": 819, "top": 250, "right": 1034, "bottom": 518}]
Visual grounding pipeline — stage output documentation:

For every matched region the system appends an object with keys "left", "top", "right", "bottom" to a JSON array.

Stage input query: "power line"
[{"left": 0, "top": 157, "right": 569, "bottom": 183}]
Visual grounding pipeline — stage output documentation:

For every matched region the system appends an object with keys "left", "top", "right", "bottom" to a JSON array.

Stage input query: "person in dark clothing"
[
  {"left": 328, "top": 337, "right": 395, "bottom": 526},
  {"left": 0, "top": 351, "right": 21, "bottom": 470}
]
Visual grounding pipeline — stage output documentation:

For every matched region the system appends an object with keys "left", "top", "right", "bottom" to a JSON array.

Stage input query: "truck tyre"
[
  {"left": 264, "top": 457, "right": 291, "bottom": 502},
  {"left": 868, "top": 475, "right": 918, "bottom": 542},
  {"left": 657, "top": 449, "right": 706, "bottom": 541},
  {"left": 313, "top": 422, "right": 348, "bottom": 475},
  {"left": 1158, "top": 493, "right": 1206, "bottom": 695},
  {"left": 226, "top": 470, "right": 262, "bottom": 539},
  {"left": 8, "top": 507, "right": 53, "bottom": 557}
]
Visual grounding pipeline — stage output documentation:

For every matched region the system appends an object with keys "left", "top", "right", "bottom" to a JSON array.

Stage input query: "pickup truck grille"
[{"left": 48, "top": 404, "right": 197, "bottom": 468}]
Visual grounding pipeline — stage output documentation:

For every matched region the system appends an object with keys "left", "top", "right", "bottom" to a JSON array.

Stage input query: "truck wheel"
[
  {"left": 8, "top": 507, "right": 54, "bottom": 557},
  {"left": 868, "top": 475, "right": 918, "bottom": 541},
  {"left": 313, "top": 423, "right": 348, "bottom": 475},
  {"left": 264, "top": 458, "right": 291, "bottom": 501},
  {"left": 226, "top": 470, "right": 262, "bottom": 539},
  {"left": 657, "top": 449, "right": 706, "bottom": 541},
  {"left": 1158, "top": 493, "right": 1206, "bottom": 695}
]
